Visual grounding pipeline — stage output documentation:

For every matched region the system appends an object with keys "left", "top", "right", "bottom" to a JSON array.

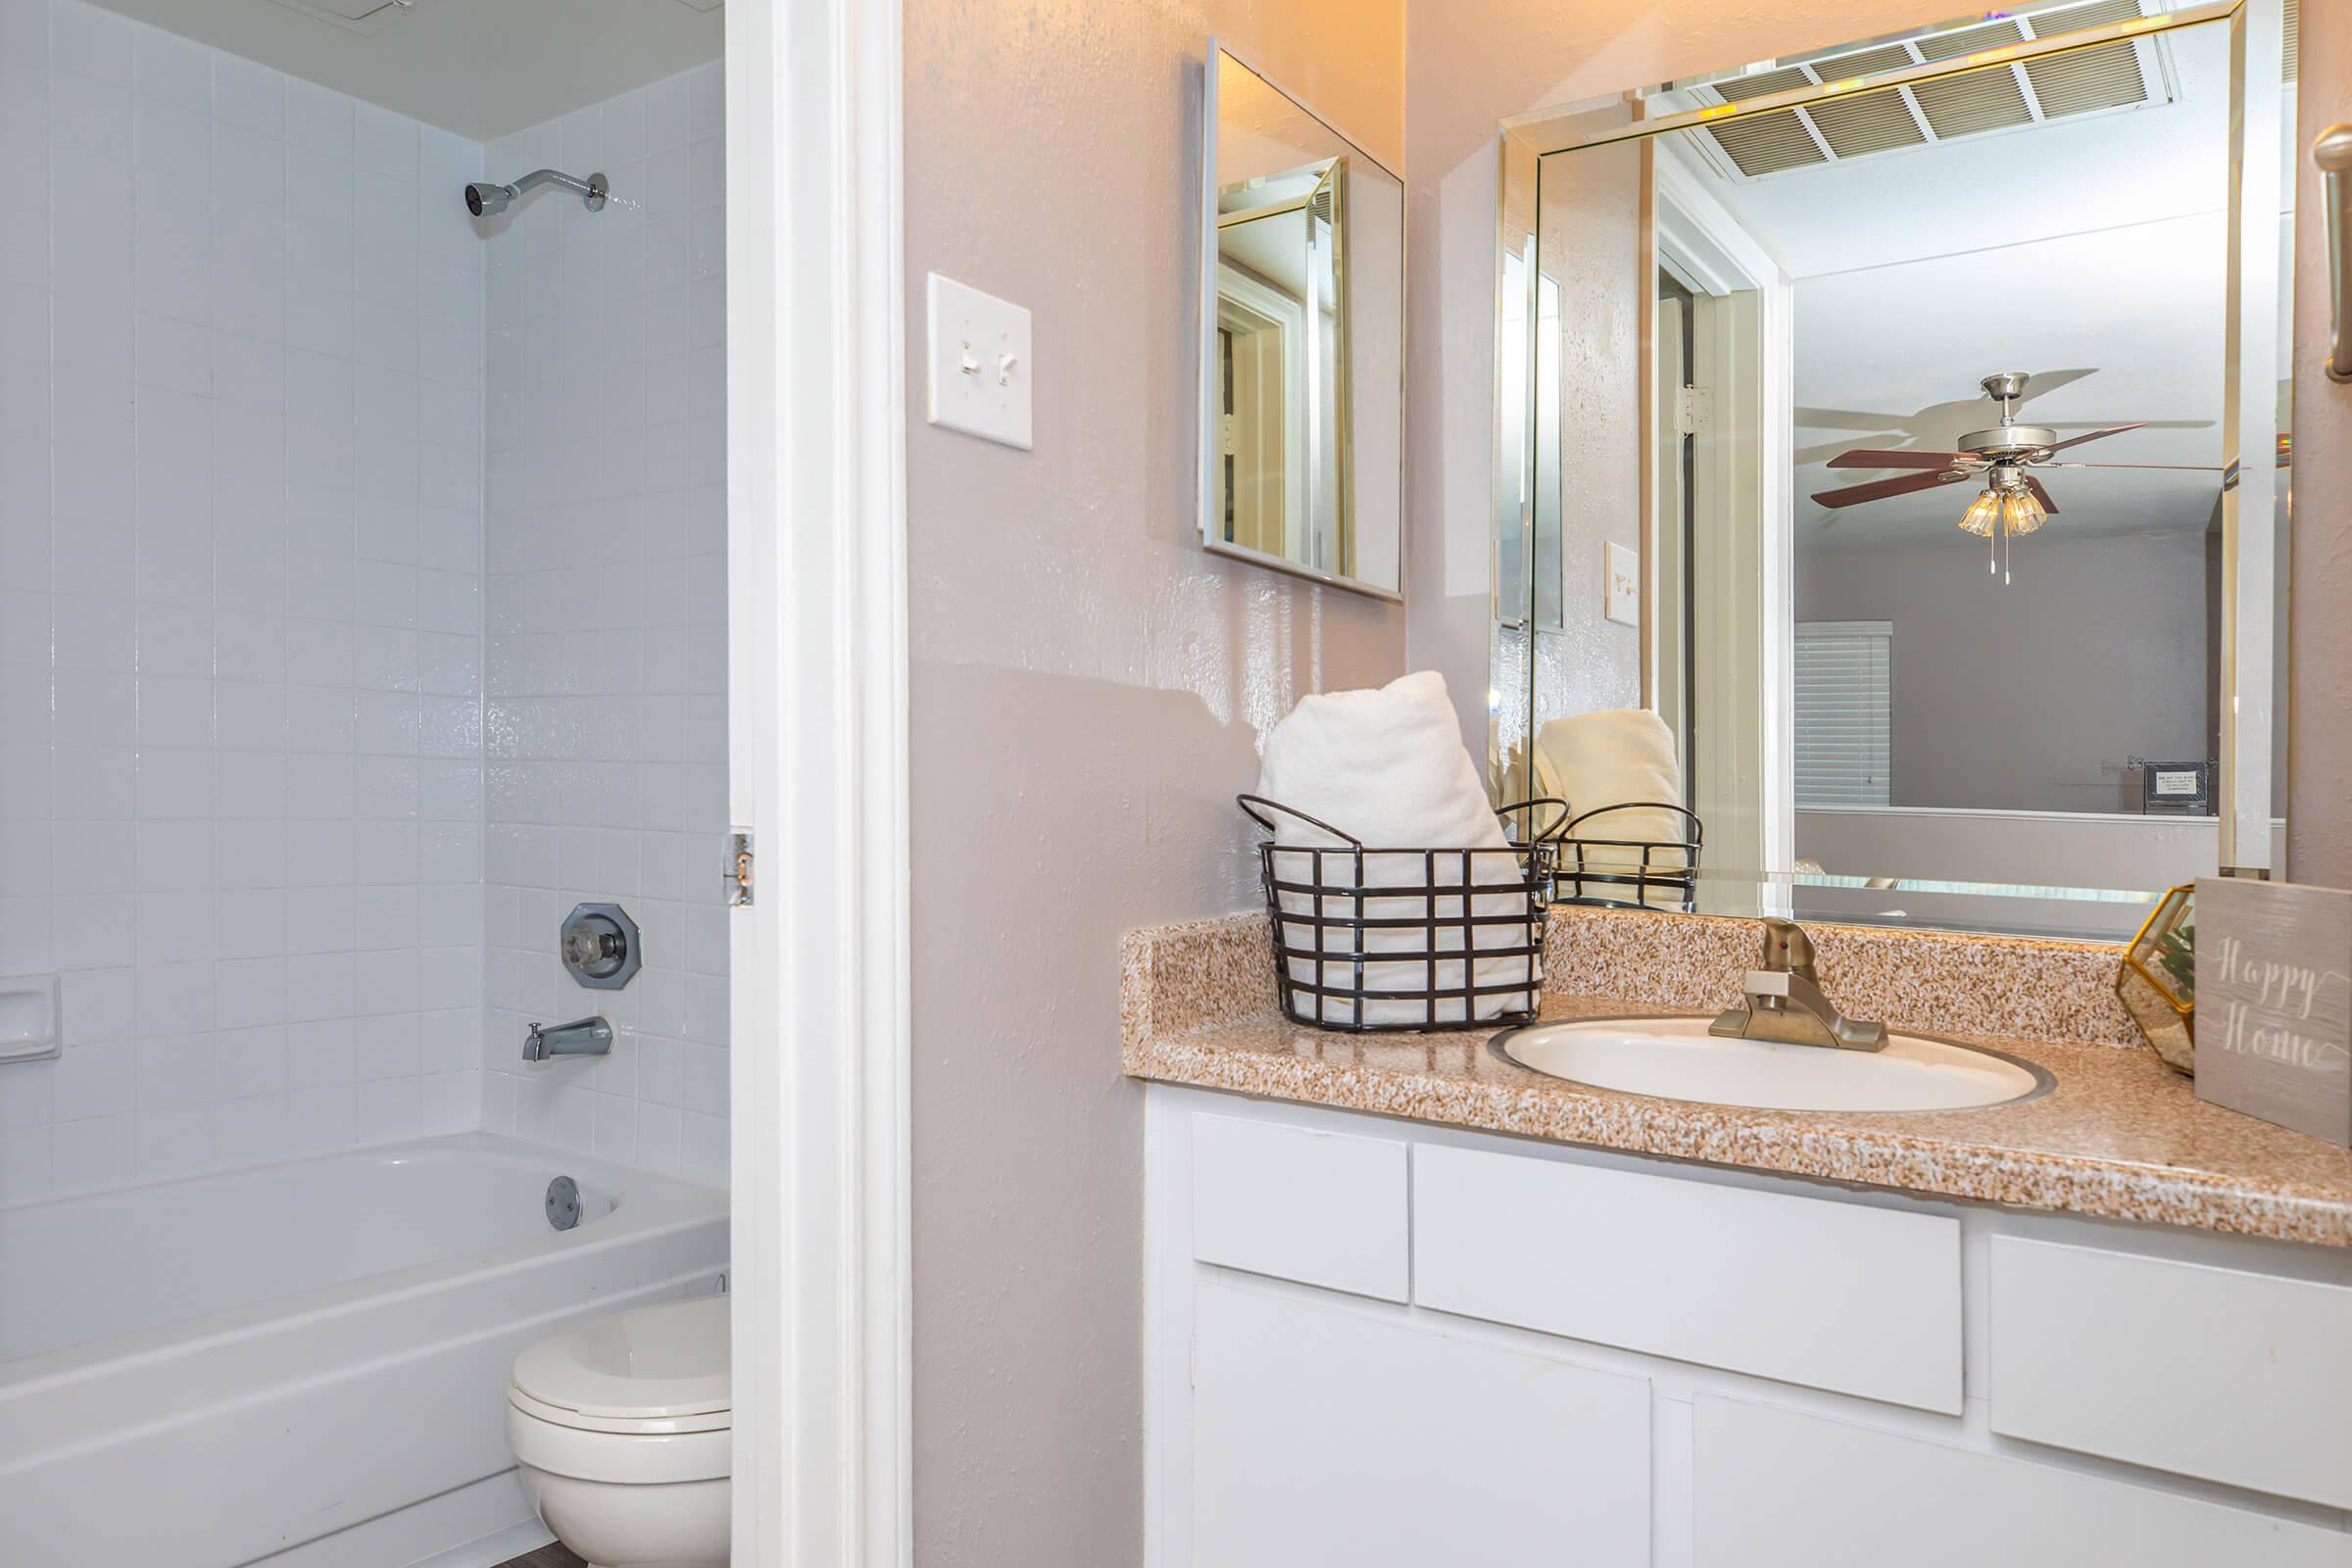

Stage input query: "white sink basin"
[{"left": 1495, "top": 1016, "right": 2048, "bottom": 1113}]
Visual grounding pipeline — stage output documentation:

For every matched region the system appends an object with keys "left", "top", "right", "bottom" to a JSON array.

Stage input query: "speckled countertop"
[{"left": 1121, "top": 910, "right": 2352, "bottom": 1249}]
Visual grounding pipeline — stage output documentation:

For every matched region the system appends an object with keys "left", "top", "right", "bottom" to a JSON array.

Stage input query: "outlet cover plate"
[{"left": 926, "top": 272, "right": 1033, "bottom": 451}]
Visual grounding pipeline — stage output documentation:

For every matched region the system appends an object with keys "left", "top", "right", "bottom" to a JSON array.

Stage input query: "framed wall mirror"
[
  {"left": 1201, "top": 43, "right": 1406, "bottom": 599},
  {"left": 1491, "top": 0, "right": 2295, "bottom": 939}
]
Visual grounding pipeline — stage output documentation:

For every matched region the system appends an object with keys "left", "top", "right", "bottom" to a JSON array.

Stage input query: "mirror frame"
[
  {"left": 1487, "top": 0, "right": 2286, "bottom": 919},
  {"left": 1200, "top": 38, "right": 1407, "bottom": 604}
]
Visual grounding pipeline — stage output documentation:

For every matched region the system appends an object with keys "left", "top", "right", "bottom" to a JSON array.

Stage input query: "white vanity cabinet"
[{"left": 1145, "top": 1089, "right": 2352, "bottom": 1567}]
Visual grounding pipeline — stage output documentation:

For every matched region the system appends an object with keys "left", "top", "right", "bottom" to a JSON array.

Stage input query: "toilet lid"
[{"left": 512, "top": 1294, "right": 732, "bottom": 1420}]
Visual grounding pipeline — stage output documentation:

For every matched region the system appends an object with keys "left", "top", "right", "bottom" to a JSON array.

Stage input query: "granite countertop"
[{"left": 1120, "top": 912, "right": 2352, "bottom": 1249}]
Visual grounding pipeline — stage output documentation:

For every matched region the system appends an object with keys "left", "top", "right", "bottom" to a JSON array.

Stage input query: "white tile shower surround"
[
  {"left": 477, "top": 68, "right": 732, "bottom": 1189},
  {"left": 0, "top": 0, "right": 729, "bottom": 1202}
]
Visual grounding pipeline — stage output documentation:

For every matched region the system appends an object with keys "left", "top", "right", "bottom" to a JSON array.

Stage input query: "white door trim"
[
  {"left": 1653, "top": 144, "right": 1794, "bottom": 911},
  {"left": 725, "top": 0, "right": 912, "bottom": 1563}
]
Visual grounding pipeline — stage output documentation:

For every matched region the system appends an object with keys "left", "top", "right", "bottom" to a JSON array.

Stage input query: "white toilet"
[{"left": 507, "top": 1294, "right": 732, "bottom": 1568}]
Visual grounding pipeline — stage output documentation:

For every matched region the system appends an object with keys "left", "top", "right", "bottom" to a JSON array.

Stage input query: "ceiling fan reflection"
[{"left": 1808, "top": 372, "right": 2228, "bottom": 583}]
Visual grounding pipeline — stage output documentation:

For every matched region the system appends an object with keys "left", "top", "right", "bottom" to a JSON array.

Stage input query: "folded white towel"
[
  {"left": 1532, "top": 708, "right": 1690, "bottom": 908},
  {"left": 1252, "top": 671, "right": 1536, "bottom": 1027}
]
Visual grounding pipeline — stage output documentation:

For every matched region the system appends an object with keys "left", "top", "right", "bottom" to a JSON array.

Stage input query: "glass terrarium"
[{"left": 2116, "top": 884, "right": 2195, "bottom": 1074}]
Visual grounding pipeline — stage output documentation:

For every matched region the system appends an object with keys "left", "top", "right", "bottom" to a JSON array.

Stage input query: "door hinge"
[
  {"left": 726, "top": 830, "right": 755, "bottom": 906},
  {"left": 1676, "top": 384, "right": 1708, "bottom": 437}
]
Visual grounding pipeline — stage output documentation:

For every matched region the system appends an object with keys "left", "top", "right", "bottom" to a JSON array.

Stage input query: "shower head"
[{"left": 465, "top": 169, "right": 609, "bottom": 219}]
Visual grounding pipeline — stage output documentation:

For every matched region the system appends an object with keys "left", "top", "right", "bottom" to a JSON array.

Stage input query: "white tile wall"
[
  {"left": 0, "top": 8, "right": 724, "bottom": 1203},
  {"left": 477, "top": 68, "right": 730, "bottom": 1188},
  {"left": 0, "top": 0, "right": 485, "bottom": 1203}
]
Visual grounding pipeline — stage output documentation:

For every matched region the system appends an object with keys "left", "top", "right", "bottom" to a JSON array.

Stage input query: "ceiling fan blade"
[
  {"left": 2023, "top": 475, "right": 2059, "bottom": 515},
  {"left": 1795, "top": 406, "right": 1915, "bottom": 434},
  {"left": 1811, "top": 471, "right": 1956, "bottom": 510},
  {"left": 2044, "top": 421, "right": 2148, "bottom": 453},
  {"left": 2040, "top": 418, "right": 2209, "bottom": 432},
  {"left": 1826, "top": 449, "right": 1969, "bottom": 470},
  {"left": 2041, "top": 461, "right": 2228, "bottom": 471}
]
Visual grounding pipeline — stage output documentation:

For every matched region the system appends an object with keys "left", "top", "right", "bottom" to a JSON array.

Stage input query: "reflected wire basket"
[
  {"left": 1238, "top": 794, "right": 1567, "bottom": 1034},
  {"left": 1551, "top": 802, "right": 1703, "bottom": 913}
]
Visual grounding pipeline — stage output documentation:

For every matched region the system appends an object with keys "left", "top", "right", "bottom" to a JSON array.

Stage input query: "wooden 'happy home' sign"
[{"left": 2194, "top": 877, "right": 2352, "bottom": 1148}]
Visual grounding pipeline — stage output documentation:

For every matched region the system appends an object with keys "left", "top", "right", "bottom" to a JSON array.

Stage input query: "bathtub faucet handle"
[{"left": 523, "top": 1015, "right": 613, "bottom": 1062}]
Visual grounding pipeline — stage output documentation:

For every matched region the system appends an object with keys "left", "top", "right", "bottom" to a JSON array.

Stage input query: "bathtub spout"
[{"left": 524, "top": 1016, "right": 612, "bottom": 1061}]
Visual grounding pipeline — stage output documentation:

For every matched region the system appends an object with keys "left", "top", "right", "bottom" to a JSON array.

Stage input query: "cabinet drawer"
[
  {"left": 1693, "top": 1396, "right": 2348, "bottom": 1568},
  {"left": 1989, "top": 1237, "right": 2352, "bottom": 1507},
  {"left": 1413, "top": 1144, "right": 1961, "bottom": 1411},
  {"left": 1190, "top": 1112, "right": 1408, "bottom": 1301}
]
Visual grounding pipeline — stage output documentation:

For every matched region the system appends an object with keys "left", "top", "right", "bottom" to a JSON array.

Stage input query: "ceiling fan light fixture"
[
  {"left": 2000, "top": 487, "right": 2047, "bottom": 536},
  {"left": 1958, "top": 488, "right": 2002, "bottom": 537}
]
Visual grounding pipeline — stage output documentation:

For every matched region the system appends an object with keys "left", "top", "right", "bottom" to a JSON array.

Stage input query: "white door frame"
[
  {"left": 725, "top": 0, "right": 912, "bottom": 1564},
  {"left": 1652, "top": 144, "right": 1794, "bottom": 912}
]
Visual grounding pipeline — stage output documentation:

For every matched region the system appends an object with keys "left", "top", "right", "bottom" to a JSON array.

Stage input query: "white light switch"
[
  {"left": 926, "top": 272, "right": 1032, "bottom": 450},
  {"left": 1604, "top": 542, "right": 1639, "bottom": 626}
]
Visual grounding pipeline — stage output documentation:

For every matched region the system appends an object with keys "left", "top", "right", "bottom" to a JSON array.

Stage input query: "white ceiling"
[
  {"left": 1651, "top": 17, "right": 2259, "bottom": 551},
  {"left": 81, "top": 0, "right": 721, "bottom": 141},
  {"left": 1788, "top": 212, "right": 2229, "bottom": 549},
  {"left": 1220, "top": 210, "right": 1318, "bottom": 301}
]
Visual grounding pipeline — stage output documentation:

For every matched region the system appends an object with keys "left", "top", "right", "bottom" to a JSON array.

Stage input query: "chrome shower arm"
[
  {"left": 465, "top": 169, "right": 609, "bottom": 217},
  {"left": 510, "top": 169, "right": 599, "bottom": 202}
]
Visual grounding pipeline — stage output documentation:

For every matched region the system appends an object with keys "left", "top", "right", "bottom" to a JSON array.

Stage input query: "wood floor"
[{"left": 491, "top": 1543, "right": 586, "bottom": 1568}]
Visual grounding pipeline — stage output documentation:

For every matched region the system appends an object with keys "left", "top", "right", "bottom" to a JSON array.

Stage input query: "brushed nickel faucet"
[
  {"left": 1708, "top": 917, "right": 1887, "bottom": 1053},
  {"left": 524, "top": 1015, "right": 613, "bottom": 1061}
]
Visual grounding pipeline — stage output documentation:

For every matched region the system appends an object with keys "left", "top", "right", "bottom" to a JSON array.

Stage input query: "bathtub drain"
[{"left": 546, "top": 1175, "right": 582, "bottom": 1231}]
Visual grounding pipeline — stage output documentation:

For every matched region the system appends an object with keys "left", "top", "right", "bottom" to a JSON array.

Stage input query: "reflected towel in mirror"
[{"left": 1533, "top": 709, "right": 1690, "bottom": 910}]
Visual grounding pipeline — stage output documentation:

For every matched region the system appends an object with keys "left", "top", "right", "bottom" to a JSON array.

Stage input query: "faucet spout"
[
  {"left": 1759, "top": 915, "right": 1817, "bottom": 986},
  {"left": 523, "top": 1015, "right": 613, "bottom": 1062},
  {"left": 1709, "top": 918, "right": 1887, "bottom": 1052}
]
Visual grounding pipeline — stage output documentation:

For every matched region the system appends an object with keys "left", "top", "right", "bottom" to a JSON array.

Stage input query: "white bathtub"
[{"left": 0, "top": 1133, "right": 728, "bottom": 1568}]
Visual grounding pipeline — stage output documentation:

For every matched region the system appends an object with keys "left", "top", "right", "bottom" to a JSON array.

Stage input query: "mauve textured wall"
[
  {"left": 901, "top": 1, "right": 1401, "bottom": 1559},
  {"left": 2293, "top": 0, "right": 2352, "bottom": 886}
]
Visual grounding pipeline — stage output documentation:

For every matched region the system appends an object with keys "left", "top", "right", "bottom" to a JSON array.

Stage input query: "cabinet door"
[
  {"left": 1192, "top": 1278, "right": 1650, "bottom": 1567},
  {"left": 1989, "top": 1237, "right": 2352, "bottom": 1507},
  {"left": 1692, "top": 1396, "right": 2351, "bottom": 1568}
]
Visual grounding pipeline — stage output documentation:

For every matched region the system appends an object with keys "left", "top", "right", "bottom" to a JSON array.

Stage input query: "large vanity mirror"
[
  {"left": 1492, "top": 0, "right": 2295, "bottom": 939},
  {"left": 1201, "top": 44, "right": 1405, "bottom": 598}
]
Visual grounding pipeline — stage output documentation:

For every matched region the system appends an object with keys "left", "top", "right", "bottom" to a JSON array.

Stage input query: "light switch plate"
[
  {"left": 926, "top": 272, "right": 1033, "bottom": 451},
  {"left": 1605, "top": 542, "right": 1639, "bottom": 626}
]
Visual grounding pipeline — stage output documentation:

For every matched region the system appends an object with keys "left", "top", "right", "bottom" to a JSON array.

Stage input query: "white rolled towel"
[
  {"left": 1252, "top": 671, "right": 1538, "bottom": 1027},
  {"left": 1532, "top": 708, "right": 1690, "bottom": 908}
]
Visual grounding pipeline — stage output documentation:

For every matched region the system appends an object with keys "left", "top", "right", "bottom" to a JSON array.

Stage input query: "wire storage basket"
[
  {"left": 1239, "top": 794, "right": 1567, "bottom": 1033},
  {"left": 1552, "top": 802, "right": 1703, "bottom": 913}
]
